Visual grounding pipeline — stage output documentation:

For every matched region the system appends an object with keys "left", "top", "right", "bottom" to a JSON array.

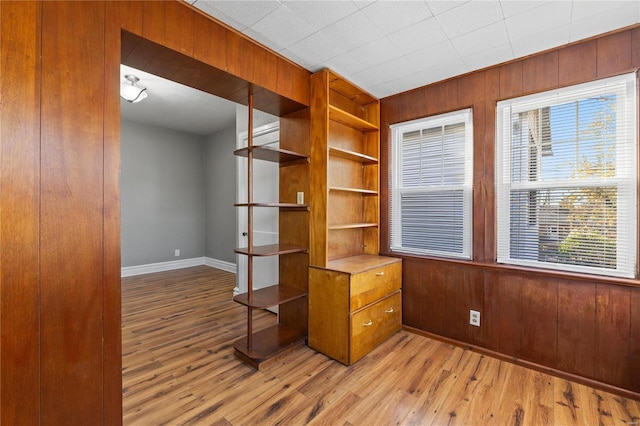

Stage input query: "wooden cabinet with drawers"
[
  {"left": 309, "top": 255, "right": 402, "bottom": 365},
  {"left": 308, "top": 69, "right": 402, "bottom": 364}
]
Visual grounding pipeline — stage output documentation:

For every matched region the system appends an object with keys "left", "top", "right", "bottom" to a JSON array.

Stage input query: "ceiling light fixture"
[{"left": 120, "top": 74, "right": 148, "bottom": 103}]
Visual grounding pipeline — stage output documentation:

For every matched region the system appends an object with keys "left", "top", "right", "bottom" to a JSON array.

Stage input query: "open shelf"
[
  {"left": 329, "top": 147, "right": 378, "bottom": 164},
  {"left": 329, "top": 186, "right": 378, "bottom": 195},
  {"left": 329, "top": 105, "right": 378, "bottom": 132},
  {"left": 234, "top": 146, "right": 308, "bottom": 166},
  {"left": 234, "top": 202, "right": 309, "bottom": 210},
  {"left": 233, "top": 324, "right": 307, "bottom": 369},
  {"left": 235, "top": 243, "right": 308, "bottom": 257},
  {"left": 234, "top": 284, "right": 308, "bottom": 308},
  {"left": 328, "top": 222, "right": 378, "bottom": 230}
]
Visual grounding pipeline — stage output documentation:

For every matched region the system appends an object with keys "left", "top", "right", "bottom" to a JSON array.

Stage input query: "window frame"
[
  {"left": 390, "top": 108, "right": 474, "bottom": 260},
  {"left": 495, "top": 72, "right": 637, "bottom": 278}
]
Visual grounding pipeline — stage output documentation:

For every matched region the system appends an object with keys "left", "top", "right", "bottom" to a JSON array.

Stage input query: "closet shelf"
[
  {"left": 328, "top": 222, "right": 378, "bottom": 230},
  {"left": 234, "top": 202, "right": 309, "bottom": 210},
  {"left": 329, "top": 105, "right": 378, "bottom": 132},
  {"left": 234, "top": 146, "right": 308, "bottom": 165},
  {"left": 234, "top": 243, "right": 308, "bottom": 257},
  {"left": 329, "top": 147, "right": 378, "bottom": 164},
  {"left": 329, "top": 186, "right": 378, "bottom": 195},
  {"left": 234, "top": 284, "right": 308, "bottom": 309},
  {"left": 233, "top": 324, "right": 307, "bottom": 369}
]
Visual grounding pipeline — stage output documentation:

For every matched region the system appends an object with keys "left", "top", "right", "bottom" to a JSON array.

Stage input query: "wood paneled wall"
[
  {"left": 380, "top": 26, "right": 640, "bottom": 397},
  {"left": 0, "top": 1, "right": 310, "bottom": 424}
]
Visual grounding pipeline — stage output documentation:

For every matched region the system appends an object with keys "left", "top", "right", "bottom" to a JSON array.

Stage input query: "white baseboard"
[
  {"left": 204, "top": 257, "right": 236, "bottom": 274},
  {"left": 121, "top": 257, "right": 236, "bottom": 277}
]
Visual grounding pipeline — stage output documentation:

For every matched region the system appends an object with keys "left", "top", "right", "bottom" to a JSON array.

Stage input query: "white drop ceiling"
[
  {"left": 192, "top": 0, "right": 640, "bottom": 98},
  {"left": 122, "top": 1, "right": 640, "bottom": 135}
]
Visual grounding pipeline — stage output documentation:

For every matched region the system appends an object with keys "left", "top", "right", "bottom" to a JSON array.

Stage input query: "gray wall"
[
  {"left": 121, "top": 120, "right": 206, "bottom": 267},
  {"left": 204, "top": 125, "right": 237, "bottom": 263}
]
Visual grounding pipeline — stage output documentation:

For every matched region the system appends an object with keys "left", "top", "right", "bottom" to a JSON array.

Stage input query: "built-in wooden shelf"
[
  {"left": 233, "top": 324, "right": 307, "bottom": 369},
  {"left": 234, "top": 284, "right": 308, "bottom": 309},
  {"left": 234, "top": 146, "right": 308, "bottom": 165},
  {"left": 329, "top": 147, "right": 378, "bottom": 164},
  {"left": 234, "top": 243, "right": 308, "bottom": 257},
  {"left": 328, "top": 222, "right": 378, "bottom": 230},
  {"left": 329, "top": 186, "right": 378, "bottom": 195},
  {"left": 329, "top": 105, "right": 378, "bottom": 132},
  {"left": 234, "top": 202, "right": 309, "bottom": 210}
]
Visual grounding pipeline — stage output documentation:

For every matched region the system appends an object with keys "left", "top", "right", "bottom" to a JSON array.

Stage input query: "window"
[
  {"left": 390, "top": 109, "right": 473, "bottom": 259},
  {"left": 496, "top": 73, "right": 637, "bottom": 278}
]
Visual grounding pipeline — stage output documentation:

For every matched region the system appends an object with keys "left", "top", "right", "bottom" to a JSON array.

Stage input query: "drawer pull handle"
[
  {"left": 375, "top": 271, "right": 385, "bottom": 276},
  {"left": 385, "top": 308, "right": 394, "bottom": 314},
  {"left": 363, "top": 320, "right": 373, "bottom": 327}
]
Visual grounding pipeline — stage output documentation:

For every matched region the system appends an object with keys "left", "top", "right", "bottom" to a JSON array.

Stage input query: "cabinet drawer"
[
  {"left": 349, "top": 291, "right": 401, "bottom": 363},
  {"left": 350, "top": 261, "right": 401, "bottom": 311}
]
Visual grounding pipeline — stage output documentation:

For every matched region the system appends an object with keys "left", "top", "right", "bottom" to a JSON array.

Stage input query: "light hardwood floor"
[{"left": 122, "top": 266, "right": 640, "bottom": 425}]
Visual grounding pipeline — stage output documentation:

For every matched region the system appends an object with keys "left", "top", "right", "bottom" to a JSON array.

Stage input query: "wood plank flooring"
[{"left": 122, "top": 266, "right": 640, "bottom": 425}]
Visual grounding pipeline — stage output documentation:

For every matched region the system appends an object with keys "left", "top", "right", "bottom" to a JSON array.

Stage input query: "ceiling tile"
[
  {"left": 353, "top": 56, "right": 415, "bottom": 87},
  {"left": 405, "top": 39, "right": 458, "bottom": 71},
  {"left": 426, "top": 1, "right": 469, "bottom": 16},
  {"left": 204, "top": 0, "right": 281, "bottom": 28},
  {"left": 463, "top": 42, "right": 513, "bottom": 71},
  {"left": 360, "top": 1, "right": 433, "bottom": 35},
  {"left": 571, "top": 1, "right": 633, "bottom": 21},
  {"left": 511, "top": 24, "right": 571, "bottom": 58},
  {"left": 250, "top": 4, "right": 317, "bottom": 50},
  {"left": 321, "top": 10, "right": 382, "bottom": 51},
  {"left": 196, "top": 1, "right": 249, "bottom": 30},
  {"left": 322, "top": 52, "right": 368, "bottom": 76},
  {"left": 570, "top": 2, "right": 640, "bottom": 42},
  {"left": 349, "top": 37, "right": 402, "bottom": 68},
  {"left": 499, "top": 1, "right": 552, "bottom": 18},
  {"left": 451, "top": 20, "right": 509, "bottom": 58},
  {"left": 368, "top": 82, "right": 396, "bottom": 98},
  {"left": 286, "top": 32, "right": 344, "bottom": 66},
  {"left": 388, "top": 71, "right": 432, "bottom": 94},
  {"left": 387, "top": 17, "right": 448, "bottom": 55},
  {"left": 422, "top": 55, "right": 468, "bottom": 84},
  {"left": 435, "top": 1, "right": 504, "bottom": 39},
  {"left": 283, "top": 0, "right": 359, "bottom": 31},
  {"left": 505, "top": 1, "right": 572, "bottom": 41}
]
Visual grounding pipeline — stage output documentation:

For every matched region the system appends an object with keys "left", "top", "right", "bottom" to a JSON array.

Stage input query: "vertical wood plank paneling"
[
  {"left": 192, "top": 14, "right": 227, "bottom": 71},
  {"left": 597, "top": 31, "right": 632, "bottom": 77},
  {"left": 483, "top": 68, "right": 499, "bottom": 263},
  {"left": 226, "top": 31, "right": 254, "bottom": 84},
  {"left": 165, "top": 1, "right": 194, "bottom": 56},
  {"left": 632, "top": 27, "right": 640, "bottom": 68},
  {"left": 499, "top": 61, "right": 523, "bottom": 99},
  {"left": 40, "top": 2, "right": 105, "bottom": 423},
  {"left": 422, "top": 262, "right": 446, "bottom": 335},
  {"left": 401, "top": 259, "right": 422, "bottom": 328},
  {"left": 142, "top": 0, "right": 165, "bottom": 45},
  {"left": 443, "top": 264, "right": 468, "bottom": 341},
  {"left": 630, "top": 288, "right": 640, "bottom": 391},
  {"left": 252, "top": 45, "right": 278, "bottom": 93},
  {"left": 464, "top": 267, "right": 484, "bottom": 346},
  {"left": 520, "top": 277, "right": 557, "bottom": 367},
  {"left": 558, "top": 40, "right": 597, "bottom": 86},
  {"left": 594, "top": 284, "right": 631, "bottom": 389},
  {"left": 557, "top": 280, "right": 596, "bottom": 379},
  {"left": 458, "top": 72, "right": 485, "bottom": 107},
  {"left": 0, "top": 2, "right": 41, "bottom": 424},
  {"left": 107, "top": 0, "right": 143, "bottom": 35},
  {"left": 472, "top": 102, "right": 486, "bottom": 261},
  {"left": 277, "top": 57, "right": 311, "bottom": 107},
  {"left": 522, "top": 51, "right": 559, "bottom": 93},
  {"left": 484, "top": 272, "right": 522, "bottom": 357},
  {"left": 104, "top": 3, "right": 124, "bottom": 423}
]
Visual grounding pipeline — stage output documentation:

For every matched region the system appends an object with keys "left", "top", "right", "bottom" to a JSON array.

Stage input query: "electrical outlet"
[
  {"left": 470, "top": 310, "right": 480, "bottom": 327},
  {"left": 175, "top": 249, "right": 180, "bottom": 257},
  {"left": 297, "top": 191, "right": 304, "bottom": 204}
]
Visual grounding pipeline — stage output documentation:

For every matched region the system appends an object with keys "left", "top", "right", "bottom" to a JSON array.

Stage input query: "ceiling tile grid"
[{"left": 191, "top": 0, "right": 640, "bottom": 99}]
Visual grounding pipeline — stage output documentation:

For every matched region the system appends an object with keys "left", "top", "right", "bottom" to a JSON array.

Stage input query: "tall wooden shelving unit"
[
  {"left": 308, "top": 69, "right": 402, "bottom": 365},
  {"left": 233, "top": 96, "right": 309, "bottom": 368}
]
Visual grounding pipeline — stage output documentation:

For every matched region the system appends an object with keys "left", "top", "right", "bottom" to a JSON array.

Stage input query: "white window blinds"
[
  {"left": 496, "top": 73, "right": 637, "bottom": 278},
  {"left": 390, "top": 109, "right": 473, "bottom": 259}
]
